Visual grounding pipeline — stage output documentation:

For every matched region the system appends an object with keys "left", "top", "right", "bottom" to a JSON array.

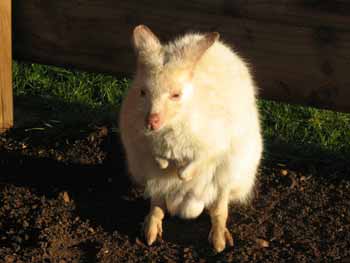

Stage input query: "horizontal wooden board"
[
  {"left": 12, "top": 0, "right": 350, "bottom": 112},
  {"left": 0, "top": 0, "right": 13, "bottom": 132}
]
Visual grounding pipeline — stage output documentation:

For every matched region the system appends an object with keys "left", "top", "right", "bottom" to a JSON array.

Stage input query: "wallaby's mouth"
[
  {"left": 143, "top": 121, "right": 169, "bottom": 136},
  {"left": 146, "top": 127, "right": 165, "bottom": 135},
  {"left": 147, "top": 123, "right": 162, "bottom": 131},
  {"left": 143, "top": 125, "right": 163, "bottom": 136}
]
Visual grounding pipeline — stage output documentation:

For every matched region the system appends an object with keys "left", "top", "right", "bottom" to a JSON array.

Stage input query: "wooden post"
[{"left": 0, "top": 0, "right": 13, "bottom": 132}]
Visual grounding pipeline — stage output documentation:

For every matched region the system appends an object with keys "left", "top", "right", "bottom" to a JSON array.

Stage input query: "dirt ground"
[{"left": 0, "top": 125, "right": 349, "bottom": 263}]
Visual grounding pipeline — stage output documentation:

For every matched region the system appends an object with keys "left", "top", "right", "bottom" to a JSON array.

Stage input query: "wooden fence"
[
  {"left": 0, "top": 0, "right": 12, "bottom": 132},
  {"left": 1, "top": 0, "right": 350, "bottom": 131}
]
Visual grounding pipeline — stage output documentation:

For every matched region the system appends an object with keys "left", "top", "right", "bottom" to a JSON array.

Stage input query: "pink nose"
[{"left": 147, "top": 113, "right": 161, "bottom": 130}]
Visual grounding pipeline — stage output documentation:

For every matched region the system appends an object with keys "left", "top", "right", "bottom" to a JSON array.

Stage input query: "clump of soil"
[{"left": 0, "top": 126, "right": 349, "bottom": 262}]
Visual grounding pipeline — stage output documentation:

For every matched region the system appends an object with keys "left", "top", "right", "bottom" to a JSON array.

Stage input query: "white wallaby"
[{"left": 119, "top": 25, "right": 263, "bottom": 252}]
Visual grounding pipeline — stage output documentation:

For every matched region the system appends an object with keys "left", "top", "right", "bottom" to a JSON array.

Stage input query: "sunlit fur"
[{"left": 119, "top": 31, "right": 263, "bottom": 220}]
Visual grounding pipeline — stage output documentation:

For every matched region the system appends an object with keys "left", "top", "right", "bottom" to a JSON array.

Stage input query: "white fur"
[{"left": 120, "top": 32, "right": 263, "bottom": 219}]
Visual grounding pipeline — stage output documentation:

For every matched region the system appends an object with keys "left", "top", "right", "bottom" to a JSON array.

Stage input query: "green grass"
[
  {"left": 259, "top": 100, "right": 350, "bottom": 159},
  {"left": 13, "top": 62, "right": 129, "bottom": 127},
  {"left": 12, "top": 61, "right": 350, "bottom": 156},
  {"left": 13, "top": 62, "right": 129, "bottom": 110}
]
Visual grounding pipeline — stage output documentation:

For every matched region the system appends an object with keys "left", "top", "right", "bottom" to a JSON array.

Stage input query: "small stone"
[
  {"left": 256, "top": 238, "right": 269, "bottom": 248},
  {"left": 5, "top": 255, "right": 15, "bottom": 263},
  {"left": 99, "top": 126, "right": 109, "bottom": 137},
  {"left": 163, "top": 255, "right": 176, "bottom": 263},
  {"left": 135, "top": 237, "right": 145, "bottom": 246},
  {"left": 63, "top": 192, "right": 70, "bottom": 203},
  {"left": 184, "top": 247, "right": 190, "bottom": 253},
  {"left": 23, "top": 220, "right": 29, "bottom": 228},
  {"left": 280, "top": 169, "right": 288, "bottom": 176}
]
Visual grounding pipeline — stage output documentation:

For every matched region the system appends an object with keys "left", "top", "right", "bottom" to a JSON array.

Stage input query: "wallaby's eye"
[
  {"left": 170, "top": 92, "right": 181, "bottom": 100},
  {"left": 140, "top": 89, "right": 146, "bottom": 97}
]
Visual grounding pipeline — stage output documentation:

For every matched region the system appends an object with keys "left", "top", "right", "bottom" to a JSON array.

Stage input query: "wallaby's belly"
[
  {"left": 145, "top": 167, "right": 218, "bottom": 219},
  {"left": 165, "top": 190, "right": 205, "bottom": 219}
]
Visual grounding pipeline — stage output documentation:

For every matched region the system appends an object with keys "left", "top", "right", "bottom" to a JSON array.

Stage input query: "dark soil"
[{"left": 0, "top": 125, "right": 349, "bottom": 263}]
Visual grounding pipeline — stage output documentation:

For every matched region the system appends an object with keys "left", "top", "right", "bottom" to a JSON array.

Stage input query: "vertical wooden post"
[{"left": 0, "top": 0, "right": 13, "bottom": 132}]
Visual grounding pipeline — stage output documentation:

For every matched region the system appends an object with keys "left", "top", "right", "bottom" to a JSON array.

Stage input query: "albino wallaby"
[{"left": 119, "top": 25, "right": 263, "bottom": 252}]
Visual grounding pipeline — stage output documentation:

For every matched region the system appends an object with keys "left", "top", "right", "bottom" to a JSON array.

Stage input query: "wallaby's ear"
[
  {"left": 132, "top": 25, "right": 161, "bottom": 54},
  {"left": 187, "top": 32, "right": 220, "bottom": 67}
]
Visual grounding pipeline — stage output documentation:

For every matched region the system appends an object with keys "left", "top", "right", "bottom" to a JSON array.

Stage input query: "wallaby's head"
[{"left": 132, "top": 25, "right": 219, "bottom": 132}]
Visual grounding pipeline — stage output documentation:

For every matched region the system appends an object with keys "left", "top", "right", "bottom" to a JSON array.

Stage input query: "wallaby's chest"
[{"left": 148, "top": 128, "right": 196, "bottom": 163}]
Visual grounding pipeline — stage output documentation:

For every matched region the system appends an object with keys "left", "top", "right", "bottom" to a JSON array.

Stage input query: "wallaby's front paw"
[
  {"left": 143, "top": 214, "right": 163, "bottom": 245},
  {"left": 208, "top": 226, "right": 234, "bottom": 253},
  {"left": 178, "top": 164, "right": 197, "bottom": 181},
  {"left": 155, "top": 157, "right": 169, "bottom": 169}
]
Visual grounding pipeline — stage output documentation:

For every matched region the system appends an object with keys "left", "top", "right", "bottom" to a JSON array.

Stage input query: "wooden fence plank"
[
  {"left": 0, "top": 0, "right": 13, "bottom": 132},
  {"left": 12, "top": 0, "right": 350, "bottom": 112}
]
